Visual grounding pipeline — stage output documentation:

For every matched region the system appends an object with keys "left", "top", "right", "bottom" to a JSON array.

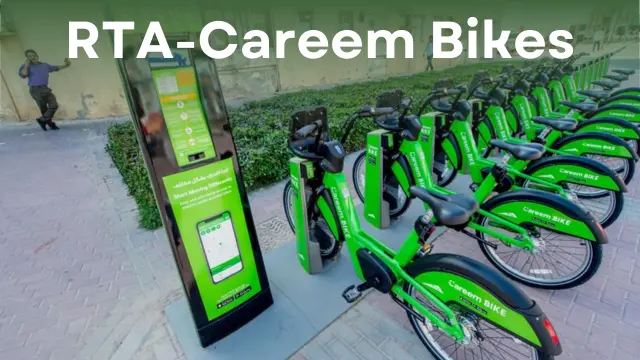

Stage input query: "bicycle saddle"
[
  {"left": 473, "top": 88, "right": 490, "bottom": 100},
  {"left": 531, "top": 117, "right": 578, "bottom": 131},
  {"left": 604, "top": 74, "right": 628, "bottom": 82},
  {"left": 576, "top": 89, "right": 610, "bottom": 101},
  {"left": 558, "top": 101, "right": 597, "bottom": 113},
  {"left": 375, "top": 113, "right": 401, "bottom": 128},
  {"left": 409, "top": 187, "right": 478, "bottom": 227},
  {"left": 489, "top": 139, "right": 545, "bottom": 161},
  {"left": 592, "top": 80, "right": 619, "bottom": 90},
  {"left": 612, "top": 68, "right": 635, "bottom": 76}
]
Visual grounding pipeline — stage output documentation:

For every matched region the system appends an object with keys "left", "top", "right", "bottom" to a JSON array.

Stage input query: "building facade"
[{"left": 0, "top": 0, "right": 632, "bottom": 123}]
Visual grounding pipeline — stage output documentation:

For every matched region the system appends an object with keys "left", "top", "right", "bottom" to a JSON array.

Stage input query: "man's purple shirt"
[{"left": 19, "top": 62, "right": 59, "bottom": 87}]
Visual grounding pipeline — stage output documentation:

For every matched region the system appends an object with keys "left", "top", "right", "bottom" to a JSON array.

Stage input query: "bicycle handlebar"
[
  {"left": 292, "top": 119, "right": 324, "bottom": 140},
  {"left": 357, "top": 106, "right": 395, "bottom": 118}
]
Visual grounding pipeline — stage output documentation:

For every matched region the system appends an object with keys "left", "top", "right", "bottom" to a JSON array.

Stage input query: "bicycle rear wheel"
[{"left": 402, "top": 262, "right": 554, "bottom": 360}]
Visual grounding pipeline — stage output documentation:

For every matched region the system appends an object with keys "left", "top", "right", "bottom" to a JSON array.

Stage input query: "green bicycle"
[{"left": 285, "top": 104, "right": 563, "bottom": 360}]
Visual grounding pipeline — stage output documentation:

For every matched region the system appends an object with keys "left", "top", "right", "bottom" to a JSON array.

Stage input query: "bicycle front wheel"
[{"left": 476, "top": 214, "right": 602, "bottom": 289}]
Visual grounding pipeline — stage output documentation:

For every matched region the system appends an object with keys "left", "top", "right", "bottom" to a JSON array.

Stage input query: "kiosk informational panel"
[{"left": 116, "top": 36, "right": 272, "bottom": 347}]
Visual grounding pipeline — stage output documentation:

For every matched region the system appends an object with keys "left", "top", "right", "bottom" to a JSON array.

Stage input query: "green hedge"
[{"left": 106, "top": 61, "right": 517, "bottom": 230}]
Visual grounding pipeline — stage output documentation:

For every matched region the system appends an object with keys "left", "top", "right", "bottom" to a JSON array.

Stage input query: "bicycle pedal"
[{"left": 342, "top": 285, "right": 362, "bottom": 303}]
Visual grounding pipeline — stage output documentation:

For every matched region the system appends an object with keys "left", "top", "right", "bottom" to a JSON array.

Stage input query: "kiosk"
[{"left": 116, "top": 36, "right": 273, "bottom": 348}]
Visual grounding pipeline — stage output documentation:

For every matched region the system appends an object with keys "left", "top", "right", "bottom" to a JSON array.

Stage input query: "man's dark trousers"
[
  {"left": 426, "top": 56, "right": 434, "bottom": 71},
  {"left": 29, "top": 85, "right": 58, "bottom": 123}
]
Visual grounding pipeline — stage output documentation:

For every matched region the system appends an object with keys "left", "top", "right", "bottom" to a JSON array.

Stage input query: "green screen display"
[
  {"left": 151, "top": 65, "right": 216, "bottom": 167},
  {"left": 197, "top": 212, "right": 243, "bottom": 283}
]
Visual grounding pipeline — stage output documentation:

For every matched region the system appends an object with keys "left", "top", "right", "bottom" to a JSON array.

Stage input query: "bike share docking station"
[
  {"left": 290, "top": 89, "right": 408, "bottom": 277},
  {"left": 116, "top": 35, "right": 415, "bottom": 360},
  {"left": 362, "top": 89, "right": 443, "bottom": 231},
  {"left": 288, "top": 109, "right": 328, "bottom": 275}
]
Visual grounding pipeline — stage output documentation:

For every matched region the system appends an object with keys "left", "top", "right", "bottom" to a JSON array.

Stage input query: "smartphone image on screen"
[{"left": 196, "top": 212, "right": 243, "bottom": 284}]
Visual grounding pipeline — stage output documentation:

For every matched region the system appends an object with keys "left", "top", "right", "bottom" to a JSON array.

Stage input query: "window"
[
  {"left": 299, "top": 10, "right": 313, "bottom": 31},
  {"left": 339, "top": 11, "right": 354, "bottom": 30},
  {"left": 0, "top": 3, "right": 15, "bottom": 33}
]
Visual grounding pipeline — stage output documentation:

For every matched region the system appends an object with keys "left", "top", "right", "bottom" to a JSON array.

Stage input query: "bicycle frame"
[
  {"left": 458, "top": 105, "right": 570, "bottom": 195},
  {"left": 403, "top": 126, "right": 536, "bottom": 249},
  {"left": 321, "top": 166, "right": 469, "bottom": 340}
]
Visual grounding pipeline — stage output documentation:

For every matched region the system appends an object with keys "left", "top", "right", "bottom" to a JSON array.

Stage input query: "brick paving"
[
  {"left": 0, "top": 42, "right": 637, "bottom": 360},
  {"left": 0, "top": 120, "right": 186, "bottom": 360}
]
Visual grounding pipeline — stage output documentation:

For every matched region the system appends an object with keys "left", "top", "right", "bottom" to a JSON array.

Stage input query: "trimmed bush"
[{"left": 106, "top": 61, "right": 518, "bottom": 229}]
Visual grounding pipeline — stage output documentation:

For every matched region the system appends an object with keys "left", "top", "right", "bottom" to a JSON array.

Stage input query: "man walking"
[
  {"left": 593, "top": 28, "right": 605, "bottom": 52},
  {"left": 18, "top": 49, "right": 70, "bottom": 131},
  {"left": 424, "top": 35, "right": 434, "bottom": 71}
]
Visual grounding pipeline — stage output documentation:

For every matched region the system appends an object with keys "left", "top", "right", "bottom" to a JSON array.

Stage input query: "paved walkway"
[{"left": 0, "top": 42, "right": 637, "bottom": 360}]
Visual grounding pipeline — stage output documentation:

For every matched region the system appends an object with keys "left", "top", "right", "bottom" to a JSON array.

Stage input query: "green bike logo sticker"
[
  {"left": 561, "top": 168, "right": 599, "bottom": 181},
  {"left": 583, "top": 143, "right": 616, "bottom": 151},
  {"left": 423, "top": 283, "right": 444, "bottom": 294},
  {"left": 498, "top": 212, "right": 518, "bottom": 219},
  {"left": 491, "top": 110, "right": 508, "bottom": 139},
  {"left": 448, "top": 280, "right": 507, "bottom": 317},
  {"left": 595, "top": 126, "right": 626, "bottom": 133},
  {"left": 409, "top": 150, "right": 427, "bottom": 188},
  {"left": 331, "top": 186, "right": 351, "bottom": 240},
  {"left": 535, "top": 89, "right": 552, "bottom": 117},
  {"left": 523, "top": 206, "right": 571, "bottom": 225},
  {"left": 516, "top": 102, "right": 531, "bottom": 131},
  {"left": 367, "top": 144, "right": 379, "bottom": 157},
  {"left": 608, "top": 112, "right": 634, "bottom": 118},
  {"left": 459, "top": 132, "right": 475, "bottom": 166}
]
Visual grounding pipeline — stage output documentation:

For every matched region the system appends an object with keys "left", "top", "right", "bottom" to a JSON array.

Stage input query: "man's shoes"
[
  {"left": 47, "top": 121, "right": 59, "bottom": 130},
  {"left": 36, "top": 118, "right": 47, "bottom": 131}
]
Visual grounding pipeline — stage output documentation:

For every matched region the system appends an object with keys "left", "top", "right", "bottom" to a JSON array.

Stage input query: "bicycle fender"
[
  {"left": 391, "top": 155, "right": 415, "bottom": 196},
  {"left": 405, "top": 253, "right": 561, "bottom": 356},
  {"left": 550, "top": 130, "right": 638, "bottom": 160},
  {"left": 481, "top": 189, "right": 608, "bottom": 244},
  {"left": 505, "top": 107, "right": 522, "bottom": 136},
  {"left": 314, "top": 187, "right": 343, "bottom": 242},
  {"left": 575, "top": 117, "right": 640, "bottom": 143},
  {"left": 527, "top": 95, "right": 539, "bottom": 117},
  {"left": 524, "top": 155, "right": 627, "bottom": 193},
  {"left": 611, "top": 87, "right": 640, "bottom": 97},
  {"left": 599, "top": 94, "right": 640, "bottom": 108},
  {"left": 439, "top": 133, "right": 463, "bottom": 171},
  {"left": 587, "top": 104, "right": 640, "bottom": 122},
  {"left": 475, "top": 117, "right": 496, "bottom": 154}
]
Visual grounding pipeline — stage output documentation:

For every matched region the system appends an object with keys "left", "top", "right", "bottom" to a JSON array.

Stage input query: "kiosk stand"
[{"left": 116, "top": 37, "right": 273, "bottom": 348}]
